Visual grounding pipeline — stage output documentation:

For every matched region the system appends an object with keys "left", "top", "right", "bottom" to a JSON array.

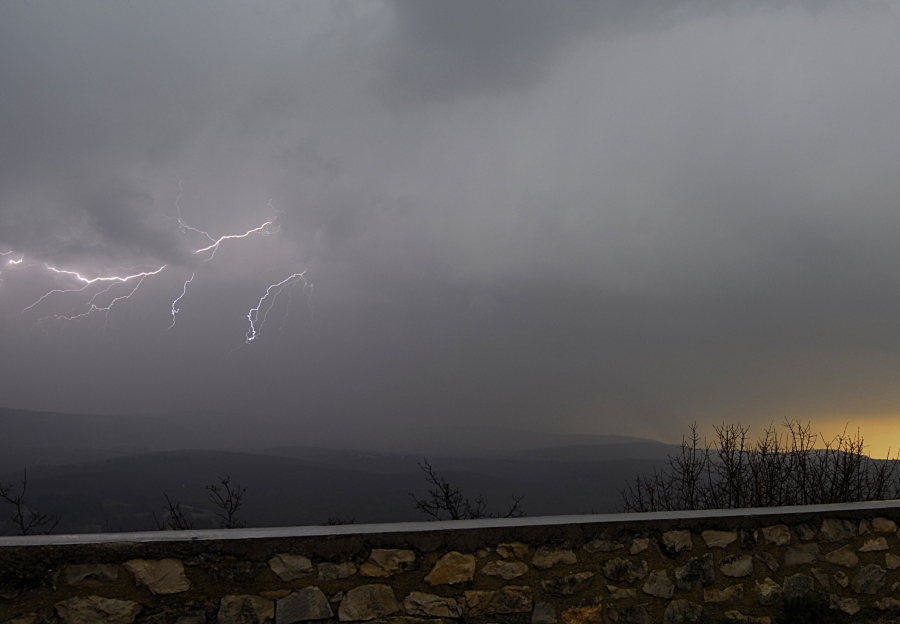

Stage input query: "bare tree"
[
  {"left": 412, "top": 459, "right": 525, "bottom": 520},
  {"left": 0, "top": 469, "right": 59, "bottom": 536},
  {"left": 153, "top": 493, "right": 194, "bottom": 531},
  {"left": 620, "top": 419, "right": 900, "bottom": 512},
  {"left": 206, "top": 476, "right": 246, "bottom": 529}
]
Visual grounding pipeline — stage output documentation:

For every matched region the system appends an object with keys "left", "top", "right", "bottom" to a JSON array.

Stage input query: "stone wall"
[{"left": 3, "top": 501, "right": 900, "bottom": 624}]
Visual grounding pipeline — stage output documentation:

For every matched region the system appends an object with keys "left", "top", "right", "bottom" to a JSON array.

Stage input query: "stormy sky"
[{"left": 2, "top": 1, "right": 900, "bottom": 451}]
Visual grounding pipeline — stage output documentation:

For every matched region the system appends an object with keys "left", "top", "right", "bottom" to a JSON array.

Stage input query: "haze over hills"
[{"left": 0, "top": 407, "right": 678, "bottom": 535}]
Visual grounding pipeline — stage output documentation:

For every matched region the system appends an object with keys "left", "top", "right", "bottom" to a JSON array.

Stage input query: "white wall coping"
[{"left": 3, "top": 499, "right": 900, "bottom": 547}]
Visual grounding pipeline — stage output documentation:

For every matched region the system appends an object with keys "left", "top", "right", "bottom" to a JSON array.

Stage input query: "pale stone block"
[
  {"left": 859, "top": 537, "right": 889, "bottom": 552},
  {"left": 755, "top": 578, "right": 782, "bottom": 606},
  {"left": 268, "top": 554, "right": 313, "bottom": 582},
  {"left": 887, "top": 553, "right": 900, "bottom": 570},
  {"left": 276, "top": 588, "right": 333, "bottom": 623},
  {"left": 338, "top": 585, "right": 400, "bottom": 622},
  {"left": 851, "top": 564, "right": 886, "bottom": 594},
  {"left": 830, "top": 595, "right": 860, "bottom": 616},
  {"left": 55, "top": 596, "right": 141, "bottom": 624},
  {"left": 122, "top": 559, "right": 189, "bottom": 595},
  {"left": 531, "top": 547, "right": 576, "bottom": 570},
  {"left": 480, "top": 560, "right": 528, "bottom": 580},
  {"left": 820, "top": 518, "right": 855, "bottom": 542},
  {"left": 496, "top": 542, "right": 529, "bottom": 559},
  {"left": 720, "top": 555, "right": 753, "bottom": 578},
  {"left": 701, "top": 530, "right": 736, "bottom": 548},
  {"left": 403, "top": 591, "right": 460, "bottom": 618},
  {"left": 317, "top": 562, "right": 356, "bottom": 581},
  {"left": 628, "top": 538, "right": 648, "bottom": 554},
  {"left": 760, "top": 524, "right": 790, "bottom": 546},
  {"left": 784, "top": 543, "right": 820, "bottom": 566},
  {"left": 642, "top": 570, "right": 674, "bottom": 599},
  {"left": 661, "top": 530, "right": 692, "bottom": 553},
  {"left": 703, "top": 584, "right": 743, "bottom": 603},
  {"left": 873, "top": 517, "right": 898, "bottom": 533},
  {"left": 607, "top": 585, "right": 637, "bottom": 600},
  {"left": 464, "top": 586, "right": 531, "bottom": 617},
  {"left": 218, "top": 595, "right": 274, "bottom": 624},
  {"left": 824, "top": 545, "right": 858, "bottom": 568},
  {"left": 424, "top": 552, "right": 475, "bottom": 585},
  {"left": 359, "top": 550, "right": 415, "bottom": 578}
]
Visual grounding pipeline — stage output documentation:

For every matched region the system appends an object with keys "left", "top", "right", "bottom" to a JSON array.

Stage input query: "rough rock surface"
[
  {"left": 851, "top": 564, "right": 886, "bottom": 594},
  {"left": 824, "top": 545, "right": 858, "bottom": 568},
  {"left": 123, "top": 559, "right": 190, "bottom": 595},
  {"left": 559, "top": 604, "right": 603, "bottom": 624},
  {"left": 496, "top": 542, "right": 529, "bottom": 559},
  {"left": 887, "top": 553, "right": 900, "bottom": 570},
  {"left": 756, "top": 578, "right": 782, "bottom": 606},
  {"left": 276, "top": 588, "right": 332, "bottom": 623},
  {"left": 338, "top": 585, "right": 400, "bottom": 622},
  {"left": 782, "top": 574, "right": 813, "bottom": 600},
  {"left": 873, "top": 517, "right": 897, "bottom": 533},
  {"left": 608, "top": 585, "right": 637, "bottom": 600},
  {"left": 720, "top": 555, "right": 753, "bottom": 578},
  {"left": 755, "top": 552, "right": 779, "bottom": 572},
  {"left": 317, "top": 562, "right": 356, "bottom": 582},
  {"left": 876, "top": 597, "right": 900, "bottom": 611},
  {"left": 359, "top": 550, "right": 415, "bottom": 578},
  {"left": 602, "top": 558, "right": 648, "bottom": 584},
  {"left": 480, "top": 560, "right": 528, "bottom": 580},
  {"left": 541, "top": 572, "right": 594, "bottom": 596},
  {"left": 464, "top": 586, "right": 532, "bottom": 617},
  {"left": 217, "top": 595, "right": 274, "bottom": 624},
  {"left": 783, "top": 543, "right": 820, "bottom": 566},
  {"left": 661, "top": 530, "right": 692, "bottom": 554},
  {"left": 403, "top": 591, "right": 461, "bottom": 618},
  {"left": 629, "top": 538, "right": 649, "bottom": 554},
  {"left": 701, "top": 531, "right": 736, "bottom": 548},
  {"left": 268, "top": 554, "right": 313, "bottom": 582},
  {"left": 642, "top": 570, "right": 674, "bottom": 599},
  {"left": 830, "top": 595, "right": 860, "bottom": 615},
  {"left": 424, "top": 552, "right": 475, "bottom": 585},
  {"left": 55, "top": 596, "right": 142, "bottom": 624},
  {"left": 582, "top": 539, "right": 624, "bottom": 553},
  {"left": 760, "top": 525, "right": 791, "bottom": 546},
  {"left": 859, "top": 537, "right": 889, "bottom": 552},
  {"left": 664, "top": 600, "right": 702, "bottom": 624},
  {"left": 620, "top": 605, "right": 651, "bottom": 624},
  {"left": 532, "top": 602, "right": 557, "bottom": 624},
  {"left": 820, "top": 518, "right": 855, "bottom": 542},
  {"left": 675, "top": 554, "right": 714, "bottom": 590},
  {"left": 703, "top": 584, "right": 743, "bottom": 603},
  {"left": 65, "top": 564, "right": 118, "bottom": 586},
  {"left": 531, "top": 548, "right": 577, "bottom": 570}
]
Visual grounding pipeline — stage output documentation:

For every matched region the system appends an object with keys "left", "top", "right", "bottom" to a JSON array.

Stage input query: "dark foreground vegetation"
[{"left": 621, "top": 419, "right": 900, "bottom": 512}]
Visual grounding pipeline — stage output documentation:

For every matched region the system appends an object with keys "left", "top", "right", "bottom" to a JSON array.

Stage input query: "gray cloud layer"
[{"left": 1, "top": 0, "right": 899, "bottom": 445}]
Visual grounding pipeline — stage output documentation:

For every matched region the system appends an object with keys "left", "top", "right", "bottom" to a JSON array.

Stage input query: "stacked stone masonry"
[{"left": 4, "top": 506, "right": 900, "bottom": 624}]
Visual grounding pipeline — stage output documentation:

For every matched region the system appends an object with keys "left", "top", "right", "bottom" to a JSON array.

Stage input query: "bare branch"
[{"left": 0, "top": 469, "right": 59, "bottom": 536}]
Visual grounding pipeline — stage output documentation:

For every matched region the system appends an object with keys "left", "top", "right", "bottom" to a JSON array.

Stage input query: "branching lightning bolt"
[
  {"left": 244, "top": 271, "right": 309, "bottom": 343},
  {"left": 7, "top": 183, "right": 310, "bottom": 345},
  {"left": 22, "top": 265, "right": 167, "bottom": 313},
  {"left": 169, "top": 273, "right": 194, "bottom": 329}
]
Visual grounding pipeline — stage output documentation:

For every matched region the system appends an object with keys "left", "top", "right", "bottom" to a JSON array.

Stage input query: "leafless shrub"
[
  {"left": 324, "top": 516, "right": 356, "bottom": 525},
  {"left": 620, "top": 419, "right": 900, "bottom": 512},
  {"left": 206, "top": 476, "right": 246, "bottom": 529},
  {"left": 153, "top": 493, "right": 194, "bottom": 530},
  {"left": 412, "top": 458, "right": 525, "bottom": 520},
  {"left": 0, "top": 469, "right": 59, "bottom": 535}
]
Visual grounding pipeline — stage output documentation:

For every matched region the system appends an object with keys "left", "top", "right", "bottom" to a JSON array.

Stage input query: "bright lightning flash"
[
  {"left": 244, "top": 271, "right": 309, "bottom": 344},
  {"left": 7, "top": 185, "right": 310, "bottom": 344}
]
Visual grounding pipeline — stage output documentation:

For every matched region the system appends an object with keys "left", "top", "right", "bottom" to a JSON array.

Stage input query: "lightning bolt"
[
  {"left": 8, "top": 183, "right": 310, "bottom": 344},
  {"left": 168, "top": 273, "right": 194, "bottom": 329},
  {"left": 23, "top": 265, "right": 167, "bottom": 313},
  {"left": 244, "top": 271, "right": 309, "bottom": 343},
  {"left": 192, "top": 220, "right": 277, "bottom": 259}
]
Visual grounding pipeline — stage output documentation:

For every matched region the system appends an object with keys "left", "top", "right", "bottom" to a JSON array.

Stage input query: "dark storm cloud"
[{"left": 1, "top": 0, "right": 899, "bottom": 448}]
